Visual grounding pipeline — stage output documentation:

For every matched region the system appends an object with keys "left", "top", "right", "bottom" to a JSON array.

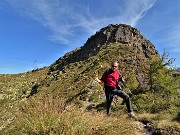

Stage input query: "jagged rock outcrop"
[
  {"left": 84, "top": 24, "right": 158, "bottom": 57},
  {"left": 50, "top": 24, "right": 158, "bottom": 71},
  {"left": 49, "top": 24, "right": 159, "bottom": 87}
]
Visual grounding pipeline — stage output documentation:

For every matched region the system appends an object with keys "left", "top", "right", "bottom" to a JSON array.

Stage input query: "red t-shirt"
[{"left": 100, "top": 69, "right": 121, "bottom": 89}]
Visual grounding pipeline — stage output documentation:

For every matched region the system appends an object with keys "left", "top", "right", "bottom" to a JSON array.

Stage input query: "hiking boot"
[
  {"left": 107, "top": 112, "right": 112, "bottom": 116},
  {"left": 128, "top": 112, "right": 135, "bottom": 118}
]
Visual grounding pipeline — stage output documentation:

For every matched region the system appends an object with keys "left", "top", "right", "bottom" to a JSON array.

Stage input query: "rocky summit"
[
  {"left": 51, "top": 24, "right": 158, "bottom": 70},
  {"left": 48, "top": 24, "right": 159, "bottom": 88}
]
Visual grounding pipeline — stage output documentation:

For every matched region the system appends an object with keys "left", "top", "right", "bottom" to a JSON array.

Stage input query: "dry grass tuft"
[{"left": 6, "top": 96, "right": 144, "bottom": 135}]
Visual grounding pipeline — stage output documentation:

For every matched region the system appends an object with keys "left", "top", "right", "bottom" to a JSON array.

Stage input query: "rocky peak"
[
  {"left": 84, "top": 24, "right": 158, "bottom": 58},
  {"left": 49, "top": 24, "right": 159, "bottom": 72}
]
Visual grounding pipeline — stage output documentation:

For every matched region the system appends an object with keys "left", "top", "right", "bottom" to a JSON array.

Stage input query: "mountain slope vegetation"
[{"left": 0, "top": 24, "right": 179, "bottom": 134}]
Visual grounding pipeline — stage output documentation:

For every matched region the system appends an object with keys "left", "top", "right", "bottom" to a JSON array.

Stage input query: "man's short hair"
[{"left": 111, "top": 61, "right": 119, "bottom": 65}]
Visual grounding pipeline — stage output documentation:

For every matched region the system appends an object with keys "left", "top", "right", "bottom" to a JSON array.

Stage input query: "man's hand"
[
  {"left": 121, "top": 77, "right": 125, "bottom": 83},
  {"left": 94, "top": 76, "right": 101, "bottom": 83}
]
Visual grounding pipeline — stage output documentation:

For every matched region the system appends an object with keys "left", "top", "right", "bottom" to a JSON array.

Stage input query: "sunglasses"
[{"left": 111, "top": 65, "right": 118, "bottom": 68}]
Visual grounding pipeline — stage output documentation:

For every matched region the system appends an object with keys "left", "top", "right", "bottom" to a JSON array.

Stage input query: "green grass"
[{"left": 4, "top": 96, "right": 142, "bottom": 135}]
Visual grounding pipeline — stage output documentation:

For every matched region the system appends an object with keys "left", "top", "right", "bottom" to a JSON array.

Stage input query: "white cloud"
[
  {"left": 125, "top": 0, "right": 157, "bottom": 26},
  {"left": 4, "top": 0, "right": 156, "bottom": 44}
]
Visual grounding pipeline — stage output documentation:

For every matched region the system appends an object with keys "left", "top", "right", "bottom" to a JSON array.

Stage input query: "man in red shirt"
[{"left": 95, "top": 61, "right": 135, "bottom": 117}]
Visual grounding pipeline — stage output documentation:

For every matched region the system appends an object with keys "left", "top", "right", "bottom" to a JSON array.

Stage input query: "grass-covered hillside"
[{"left": 0, "top": 24, "right": 180, "bottom": 134}]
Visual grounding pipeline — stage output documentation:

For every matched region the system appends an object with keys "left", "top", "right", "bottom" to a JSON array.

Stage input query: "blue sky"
[{"left": 0, "top": 0, "right": 180, "bottom": 74}]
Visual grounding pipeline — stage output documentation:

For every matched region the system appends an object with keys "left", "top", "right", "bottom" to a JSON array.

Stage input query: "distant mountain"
[{"left": 176, "top": 67, "right": 180, "bottom": 72}]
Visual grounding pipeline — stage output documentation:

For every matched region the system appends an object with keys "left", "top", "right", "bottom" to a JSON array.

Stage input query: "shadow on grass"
[
  {"left": 95, "top": 102, "right": 106, "bottom": 112},
  {"left": 173, "top": 112, "right": 180, "bottom": 122}
]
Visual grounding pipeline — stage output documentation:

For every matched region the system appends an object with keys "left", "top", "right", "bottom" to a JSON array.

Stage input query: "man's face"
[{"left": 111, "top": 62, "right": 118, "bottom": 71}]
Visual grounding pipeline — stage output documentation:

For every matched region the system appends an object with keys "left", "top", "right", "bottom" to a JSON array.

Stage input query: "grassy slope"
[
  {"left": 0, "top": 42, "right": 179, "bottom": 134},
  {"left": 0, "top": 68, "right": 48, "bottom": 131}
]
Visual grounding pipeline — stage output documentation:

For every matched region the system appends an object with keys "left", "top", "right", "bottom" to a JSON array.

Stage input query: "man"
[{"left": 95, "top": 61, "right": 135, "bottom": 117}]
